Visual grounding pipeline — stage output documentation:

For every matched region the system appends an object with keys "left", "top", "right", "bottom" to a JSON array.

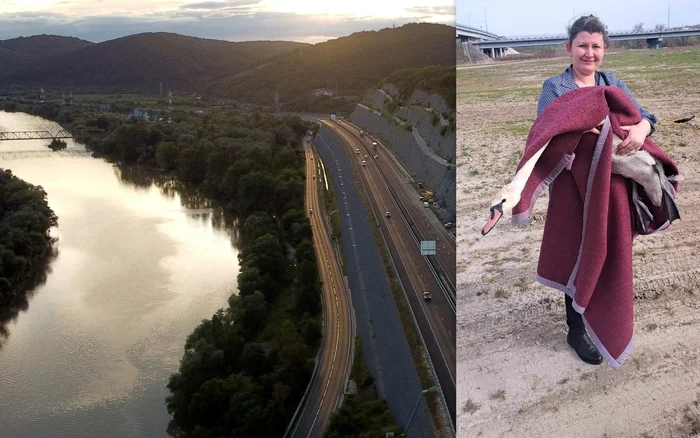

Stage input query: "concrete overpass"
[{"left": 457, "top": 24, "right": 700, "bottom": 58}]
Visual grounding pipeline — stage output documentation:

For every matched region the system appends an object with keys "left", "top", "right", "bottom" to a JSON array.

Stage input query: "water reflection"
[
  {"left": 0, "top": 241, "right": 59, "bottom": 350},
  {"left": 113, "top": 163, "right": 241, "bottom": 246},
  {"left": 0, "top": 111, "right": 243, "bottom": 438}
]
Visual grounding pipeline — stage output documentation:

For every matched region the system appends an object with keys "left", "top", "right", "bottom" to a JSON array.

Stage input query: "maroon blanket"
[{"left": 512, "top": 86, "right": 680, "bottom": 368}]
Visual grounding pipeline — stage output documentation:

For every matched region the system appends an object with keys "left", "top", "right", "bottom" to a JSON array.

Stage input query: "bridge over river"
[{"left": 0, "top": 130, "right": 73, "bottom": 141}]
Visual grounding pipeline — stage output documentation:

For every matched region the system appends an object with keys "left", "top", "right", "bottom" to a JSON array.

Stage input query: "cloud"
[
  {"left": 179, "top": 0, "right": 261, "bottom": 10},
  {"left": 405, "top": 5, "right": 455, "bottom": 16},
  {"left": 0, "top": 10, "right": 444, "bottom": 43}
]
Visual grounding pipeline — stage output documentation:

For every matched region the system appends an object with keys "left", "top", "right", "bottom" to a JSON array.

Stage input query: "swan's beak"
[{"left": 482, "top": 201, "right": 504, "bottom": 236}]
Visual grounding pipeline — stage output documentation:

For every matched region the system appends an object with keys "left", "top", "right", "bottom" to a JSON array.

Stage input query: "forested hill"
[
  {"left": 210, "top": 23, "right": 456, "bottom": 104},
  {"left": 0, "top": 35, "right": 93, "bottom": 74},
  {"left": 0, "top": 33, "right": 307, "bottom": 91},
  {"left": 0, "top": 23, "right": 455, "bottom": 111}
]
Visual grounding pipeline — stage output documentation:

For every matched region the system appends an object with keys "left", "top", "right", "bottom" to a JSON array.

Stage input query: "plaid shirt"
[{"left": 537, "top": 65, "right": 657, "bottom": 135}]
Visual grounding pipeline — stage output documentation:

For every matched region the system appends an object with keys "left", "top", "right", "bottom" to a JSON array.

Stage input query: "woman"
[{"left": 537, "top": 15, "right": 658, "bottom": 366}]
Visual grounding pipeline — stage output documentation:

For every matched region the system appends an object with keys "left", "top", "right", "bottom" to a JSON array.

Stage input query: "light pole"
[{"left": 403, "top": 385, "right": 437, "bottom": 436}]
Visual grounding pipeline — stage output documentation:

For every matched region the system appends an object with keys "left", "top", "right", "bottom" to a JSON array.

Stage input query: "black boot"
[
  {"left": 565, "top": 295, "right": 603, "bottom": 365},
  {"left": 567, "top": 327, "right": 603, "bottom": 365}
]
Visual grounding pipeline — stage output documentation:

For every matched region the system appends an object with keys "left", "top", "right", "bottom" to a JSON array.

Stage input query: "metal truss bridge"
[{"left": 0, "top": 130, "right": 73, "bottom": 141}]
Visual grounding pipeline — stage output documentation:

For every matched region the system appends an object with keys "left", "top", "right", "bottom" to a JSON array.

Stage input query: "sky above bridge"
[
  {"left": 0, "top": 0, "right": 454, "bottom": 43},
  {"left": 457, "top": 0, "right": 700, "bottom": 37}
]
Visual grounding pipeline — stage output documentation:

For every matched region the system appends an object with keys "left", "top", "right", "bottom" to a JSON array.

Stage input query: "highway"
[
  {"left": 290, "top": 141, "right": 354, "bottom": 438},
  {"left": 312, "top": 124, "right": 433, "bottom": 437},
  {"left": 322, "top": 120, "right": 457, "bottom": 427}
]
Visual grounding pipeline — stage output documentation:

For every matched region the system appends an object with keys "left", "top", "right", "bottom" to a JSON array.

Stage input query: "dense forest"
[
  {"left": 0, "top": 169, "right": 57, "bottom": 313},
  {"left": 3, "top": 99, "right": 324, "bottom": 435},
  {"left": 210, "top": 23, "right": 455, "bottom": 108},
  {"left": 0, "top": 34, "right": 306, "bottom": 92},
  {"left": 0, "top": 23, "right": 455, "bottom": 112}
]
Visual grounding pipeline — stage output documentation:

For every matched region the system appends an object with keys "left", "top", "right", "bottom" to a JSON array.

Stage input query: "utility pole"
[{"left": 668, "top": 1, "right": 670, "bottom": 29}]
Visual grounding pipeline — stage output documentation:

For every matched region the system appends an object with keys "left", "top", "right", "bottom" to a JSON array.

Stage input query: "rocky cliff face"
[{"left": 350, "top": 85, "right": 456, "bottom": 218}]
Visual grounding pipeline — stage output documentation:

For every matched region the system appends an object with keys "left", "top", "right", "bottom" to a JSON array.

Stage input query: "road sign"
[{"left": 420, "top": 240, "right": 436, "bottom": 255}]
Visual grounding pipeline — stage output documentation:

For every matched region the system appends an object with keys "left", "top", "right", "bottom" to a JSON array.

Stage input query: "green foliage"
[
  {"left": 48, "top": 138, "right": 67, "bottom": 151},
  {"left": 211, "top": 23, "right": 455, "bottom": 109},
  {"left": 430, "top": 111, "right": 440, "bottom": 127},
  {"left": 379, "top": 65, "right": 456, "bottom": 110},
  {"left": 0, "top": 34, "right": 306, "bottom": 93},
  {"left": 325, "top": 338, "right": 401, "bottom": 437},
  {"left": 155, "top": 141, "right": 179, "bottom": 171},
  {"left": 0, "top": 169, "right": 57, "bottom": 306}
]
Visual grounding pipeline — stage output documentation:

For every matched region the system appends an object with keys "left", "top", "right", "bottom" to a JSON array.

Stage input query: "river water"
[{"left": 0, "top": 111, "right": 240, "bottom": 437}]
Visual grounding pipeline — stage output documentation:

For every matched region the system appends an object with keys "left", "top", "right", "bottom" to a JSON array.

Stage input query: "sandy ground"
[{"left": 456, "top": 47, "right": 700, "bottom": 437}]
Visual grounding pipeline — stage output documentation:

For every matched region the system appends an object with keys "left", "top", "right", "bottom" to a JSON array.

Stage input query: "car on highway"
[
  {"left": 361, "top": 160, "right": 366, "bottom": 166},
  {"left": 373, "top": 154, "right": 378, "bottom": 159},
  {"left": 423, "top": 291, "right": 432, "bottom": 301},
  {"left": 355, "top": 149, "right": 360, "bottom": 154},
  {"left": 372, "top": 141, "right": 378, "bottom": 148},
  {"left": 309, "top": 208, "right": 313, "bottom": 215},
  {"left": 385, "top": 211, "right": 391, "bottom": 218}
]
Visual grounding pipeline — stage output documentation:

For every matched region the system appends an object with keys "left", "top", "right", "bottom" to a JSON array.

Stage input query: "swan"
[{"left": 481, "top": 132, "right": 667, "bottom": 236}]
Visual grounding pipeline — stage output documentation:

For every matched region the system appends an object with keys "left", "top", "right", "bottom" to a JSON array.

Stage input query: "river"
[{"left": 0, "top": 111, "right": 240, "bottom": 437}]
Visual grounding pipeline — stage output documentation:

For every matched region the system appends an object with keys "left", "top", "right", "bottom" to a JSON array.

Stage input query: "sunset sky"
[{"left": 0, "top": 0, "right": 454, "bottom": 43}]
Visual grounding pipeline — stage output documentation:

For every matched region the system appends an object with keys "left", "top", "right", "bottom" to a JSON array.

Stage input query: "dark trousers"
[{"left": 565, "top": 295, "right": 584, "bottom": 330}]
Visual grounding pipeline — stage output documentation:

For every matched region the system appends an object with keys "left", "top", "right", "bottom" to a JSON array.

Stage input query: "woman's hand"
[{"left": 617, "top": 119, "right": 652, "bottom": 155}]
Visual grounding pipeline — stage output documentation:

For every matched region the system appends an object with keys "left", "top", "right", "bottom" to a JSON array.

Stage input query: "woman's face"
[{"left": 566, "top": 31, "right": 607, "bottom": 76}]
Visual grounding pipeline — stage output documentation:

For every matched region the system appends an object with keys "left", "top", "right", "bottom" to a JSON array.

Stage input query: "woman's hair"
[{"left": 567, "top": 15, "right": 610, "bottom": 46}]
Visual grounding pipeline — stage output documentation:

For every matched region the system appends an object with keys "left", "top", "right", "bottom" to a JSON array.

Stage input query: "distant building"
[{"left": 132, "top": 108, "right": 151, "bottom": 122}]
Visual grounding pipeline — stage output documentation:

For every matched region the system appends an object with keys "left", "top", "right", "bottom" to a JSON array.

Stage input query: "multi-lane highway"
[
  {"left": 322, "top": 120, "right": 457, "bottom": 426},
  {"left": 290, "top": 141, "right": 354, "bottom": 438}
]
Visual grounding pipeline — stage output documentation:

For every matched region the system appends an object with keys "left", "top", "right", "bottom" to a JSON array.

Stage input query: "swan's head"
[{"left": 481, "top": 183, "right": 522, "bottom": 236}]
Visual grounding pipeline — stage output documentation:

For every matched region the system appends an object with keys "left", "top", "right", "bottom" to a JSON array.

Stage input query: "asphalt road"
[
  {"left": 290, "top": 142, "right": 354, "bottom": 438},
  {"left": 312, "top": 124, "right": 433, "bottom": 438},
  {"left": 326, "top": 121, "right": 457, "bottom": 427}
]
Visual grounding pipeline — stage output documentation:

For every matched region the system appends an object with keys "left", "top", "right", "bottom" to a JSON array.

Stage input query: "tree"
[
  {"left": 155, "top": 141, "right": 179, "bottom": 171},
  {"left": 229, "top": 291, "right": 269, "bottom": 340},
  {"left": 48, "top": 138, "right": 67, "bottom": 152},
  {"left": 655, "top": 24, "right": 666, "bottom": 32}
]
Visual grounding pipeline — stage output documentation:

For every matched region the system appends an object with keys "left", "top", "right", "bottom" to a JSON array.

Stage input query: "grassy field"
[{"left": 457, "top": 45, "right": 700, "bottom": 437}]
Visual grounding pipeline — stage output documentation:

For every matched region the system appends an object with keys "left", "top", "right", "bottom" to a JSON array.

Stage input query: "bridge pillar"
[{"left": 646, "top": 38, "right": 661, "bottom": 49}]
